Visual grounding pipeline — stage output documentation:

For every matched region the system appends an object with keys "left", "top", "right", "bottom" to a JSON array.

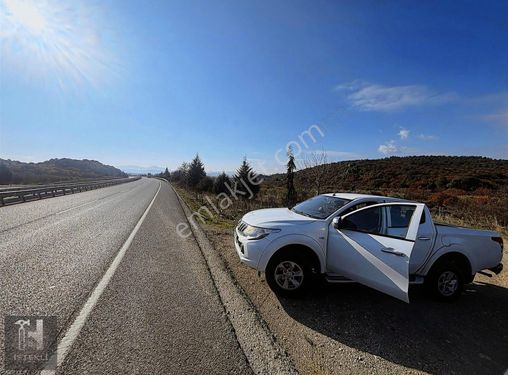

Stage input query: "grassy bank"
[{"left": 174, "top": 184, "right": 507, "bottom": 239}]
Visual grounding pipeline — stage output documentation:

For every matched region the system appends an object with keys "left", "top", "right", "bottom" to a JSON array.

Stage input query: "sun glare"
[
  {"left": 4, "top": 0, "right": 47, "bottom": 35},
  {"left": 0, "top": 0, "right": 113, "bottom": 90}
]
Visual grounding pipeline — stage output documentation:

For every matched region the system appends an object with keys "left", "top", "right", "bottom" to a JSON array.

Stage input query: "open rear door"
[{"left": 327, "top": 203, "right": 424, "bottom": 303}]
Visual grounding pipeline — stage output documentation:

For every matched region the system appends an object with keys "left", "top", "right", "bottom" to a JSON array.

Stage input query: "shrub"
[
  {"left": 213, "top": 172, "right": 231, "bottom": 195},
  {"left": 429, "top": 191, "right": 459, "bottom": 207},
  {"left": 196, "top": 176, "right": 214, "bottom": 192},
  {"left": 448, "top": 176, "right": 490, "bottom": 191}
]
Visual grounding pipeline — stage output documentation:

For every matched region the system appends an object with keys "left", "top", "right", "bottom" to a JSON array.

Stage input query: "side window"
[
  {"left": 341, "top": 201, "right": 379, "bottom": 216},
  {"left": 341, "top": 206, "right": 383, "bottom": 235},
  {"left": 385, "top": 205, "right": 416, "bottom": 239}
]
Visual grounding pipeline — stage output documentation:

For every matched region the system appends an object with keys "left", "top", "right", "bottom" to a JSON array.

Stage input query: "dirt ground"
[{"left": 205, "top": 226, "right": 508, "bottom": 375}]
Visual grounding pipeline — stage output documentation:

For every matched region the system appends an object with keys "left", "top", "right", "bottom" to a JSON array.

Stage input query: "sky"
[{"left": 0, "top": 0, "right": 507, "bottom": 174}]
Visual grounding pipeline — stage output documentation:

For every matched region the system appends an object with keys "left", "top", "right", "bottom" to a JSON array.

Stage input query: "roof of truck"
[{"left": 322, "top": 192, "right": 397, "bottom": 201}]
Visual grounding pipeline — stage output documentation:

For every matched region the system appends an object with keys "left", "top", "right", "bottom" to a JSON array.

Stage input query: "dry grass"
[{"left": 175, "top": 184, "right": 507, "bottom": 239}]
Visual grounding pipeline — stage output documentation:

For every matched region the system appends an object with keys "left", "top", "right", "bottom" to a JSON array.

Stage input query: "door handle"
[
  {"left": 418, "top": 236, "right": 431, "bottom": 241},
  {"left": 381, "top": 247, "right": 405, "bottom": 257}
]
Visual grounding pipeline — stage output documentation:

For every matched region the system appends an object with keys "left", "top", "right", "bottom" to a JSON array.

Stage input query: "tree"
[
  {"left": 213, "top": 171, "right": 231, "bottom": 195},
  {"left": 172, "top": 162, "right": 190, "bottom": 185},
  {"left": 188, "top": 154, "right": 206, "bottom": 188},
  {"left": 0, "top": 162, "right": 12, "bottom": 184},
  {"left": 286, "top": 147, "right": 297, "bottom": 205},
  {"left": 234, "top": 157, "right": 260, "bottom": 199},
  {"left": 163, "top": 167, "right": 171, "bottom": 180},
  {"left": 300, "top": 149, "right": 328, "bottom": 195}
]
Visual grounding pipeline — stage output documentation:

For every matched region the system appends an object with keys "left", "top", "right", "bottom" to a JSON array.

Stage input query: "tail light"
[{"left": 492, "top": 237, "right": 504, "bottom": 250}]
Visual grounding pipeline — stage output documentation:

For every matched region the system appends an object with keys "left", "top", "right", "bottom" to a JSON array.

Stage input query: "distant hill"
[
  {"left": 117, "top": 165, "right": 164, "bottom": 175},
  {"left": 0, "top": 158, "right": 128, "bottom": 185},
  {"left": 266, "top": 156, "right": 508, "bottom": 193}
]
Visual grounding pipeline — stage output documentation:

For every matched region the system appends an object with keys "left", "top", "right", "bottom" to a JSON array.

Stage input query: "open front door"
[{"left": 327, "top": 203, "right": 425, "bottom": 303}]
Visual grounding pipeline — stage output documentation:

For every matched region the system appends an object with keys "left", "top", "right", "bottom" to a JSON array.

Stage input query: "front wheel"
[
  {"left": 425, "top": 262, "right": 465, "bottom": 301},
  {"left": 266, "top": 254, "right": 312, "bottom": 296}
]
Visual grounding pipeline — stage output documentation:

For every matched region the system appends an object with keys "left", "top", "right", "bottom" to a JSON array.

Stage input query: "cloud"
[
  {"left": 465, "top": 91, "right": 508, "bottom": 105},
  {"left": 480, "top": 110, "right": 508, "bottom": 128},
  {"left": 416, "top": 134, "right": 438, "bottom": 141},
  {"left": 377, "top": 141, "right": 419, "bottom": 156},
  {"left": 336, "top": 80, "right": 457, "bottom": 112},
  {"left": 398, "top": 128, "right": 410, "bottom": 140},
  {"left": 378, "top": 140, "right": 400, "bottom": 156}
]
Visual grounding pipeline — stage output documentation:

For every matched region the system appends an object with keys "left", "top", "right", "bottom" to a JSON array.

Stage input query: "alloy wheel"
[{"left": 274, "top": 261, "right": 304, "bottom": 290}]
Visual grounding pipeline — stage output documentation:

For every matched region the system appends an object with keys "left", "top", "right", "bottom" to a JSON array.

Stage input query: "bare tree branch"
[{"left": 298, "top": 149, "right": 328, "bottom": 195}]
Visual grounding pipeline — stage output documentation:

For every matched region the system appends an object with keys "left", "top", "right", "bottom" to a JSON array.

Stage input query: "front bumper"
[
  {"left": 489, "top": 263, "right": 503, "bottom": 275},
  {"left": 233, "top": 228, "right": 267, "bottom": 270}
]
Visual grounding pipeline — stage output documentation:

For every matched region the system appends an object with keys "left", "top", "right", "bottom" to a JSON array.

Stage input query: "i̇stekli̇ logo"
[{"left": 4, "top": 315, "right": 57, "bottom": 370}]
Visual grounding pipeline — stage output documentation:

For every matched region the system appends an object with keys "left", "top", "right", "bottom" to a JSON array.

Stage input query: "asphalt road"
[{"left": 0, "top": 178, "right": 250, "bottom": 374}]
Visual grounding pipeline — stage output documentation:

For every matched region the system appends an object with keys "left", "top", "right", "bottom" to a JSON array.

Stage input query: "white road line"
[{"left": 40, "top": 180, "right": 161, "bottom": 375}]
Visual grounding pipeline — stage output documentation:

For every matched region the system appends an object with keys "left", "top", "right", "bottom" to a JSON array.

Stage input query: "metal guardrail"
[
  {"left": 0, "top": 176, "right": 135, "bottom": 192},
  {"left": 0, "top": 177, "right": 141, "bottom": 207}
]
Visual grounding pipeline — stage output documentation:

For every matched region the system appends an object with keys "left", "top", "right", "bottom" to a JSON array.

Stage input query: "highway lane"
[{"left": 0, "top": 178, "right": 250, "bottom": 374}]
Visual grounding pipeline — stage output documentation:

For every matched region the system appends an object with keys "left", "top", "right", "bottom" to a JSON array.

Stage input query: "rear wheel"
[
  {"left": 266, "top": 252, "right": 315, "bottom": 296},
  {"left": 425, "top": 262, "right": 465, "bottom": 301}
]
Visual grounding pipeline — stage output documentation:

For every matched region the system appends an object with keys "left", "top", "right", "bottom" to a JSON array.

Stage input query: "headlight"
[{"left": 240, "top": 224, "right": 280, "bottom": 240}]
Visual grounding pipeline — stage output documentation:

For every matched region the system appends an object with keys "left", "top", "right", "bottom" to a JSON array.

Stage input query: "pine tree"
[
  {"left": 188, "top": 154, "right": 206, "bottom": 188},
  {"left": 163, "top": 167, "right": 171, "bottom": 180},
  {"left": 234, "top": 157, "right": 260, "bottom": 199},
  {"left": 286, "top": 147, "right": 297, "bottom": 205},
  {"left": 213, "top": 171, "right": 231, "bottom": 195}
]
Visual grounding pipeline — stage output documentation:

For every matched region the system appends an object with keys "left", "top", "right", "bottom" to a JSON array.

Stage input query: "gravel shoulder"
[
  {"left": 171, "top": 182, "right": 298, "bottom": 375},
  {"left": 201, "top": 225, "right": 508, "bottom": 375}
]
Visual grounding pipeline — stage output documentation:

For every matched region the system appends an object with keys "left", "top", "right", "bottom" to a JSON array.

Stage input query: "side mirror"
[{"left": 332, "top": 217, "right": 343, "bottom": 229}]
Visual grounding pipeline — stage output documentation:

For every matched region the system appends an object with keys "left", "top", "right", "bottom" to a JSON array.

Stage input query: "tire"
[
  {"left": 265, "top": 252, "right": 314, "bottom": 297},
  {"left": 425, "top": 261, "right": 465, "bottom": 302}
]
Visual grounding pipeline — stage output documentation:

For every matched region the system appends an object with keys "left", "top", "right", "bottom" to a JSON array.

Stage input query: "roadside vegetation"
[
  {"left": 165, "top": 153, "right": 508, "bottom": 375},
  {"left": 162, "top": 154, "right": 508, "bottom": 236}
]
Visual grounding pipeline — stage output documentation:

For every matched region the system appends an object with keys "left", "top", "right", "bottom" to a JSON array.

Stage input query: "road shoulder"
[{"left": 171, "top": 182, "right": 298, "bottom": 375}]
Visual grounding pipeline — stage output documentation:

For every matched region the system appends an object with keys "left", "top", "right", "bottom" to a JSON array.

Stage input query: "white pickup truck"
[{"left": 234, "top": 193, "right": 504, "bottom": 302}]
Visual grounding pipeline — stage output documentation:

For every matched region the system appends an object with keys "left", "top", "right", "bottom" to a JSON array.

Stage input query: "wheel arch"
[
  {"left": 426, "top": 251, "right": 473, "bottom": 281},
  {"left": 258, "top": 235, "right": 325, "bottom": 273},
  {"left": 266, "top": 244, "right": 322, "bottom": 274}
]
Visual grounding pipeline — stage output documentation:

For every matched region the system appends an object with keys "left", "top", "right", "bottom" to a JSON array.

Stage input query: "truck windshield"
[{"left": 292, "top": 196, "right": 351, "bottom": 219}]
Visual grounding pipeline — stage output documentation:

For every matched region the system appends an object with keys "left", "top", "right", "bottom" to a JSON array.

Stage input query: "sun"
[
  {"left": 4, "top": 0, "right": 48, "bottom": 36},
  {"left": 0, "top": 0, "right": 113, "bottom": 89}
]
